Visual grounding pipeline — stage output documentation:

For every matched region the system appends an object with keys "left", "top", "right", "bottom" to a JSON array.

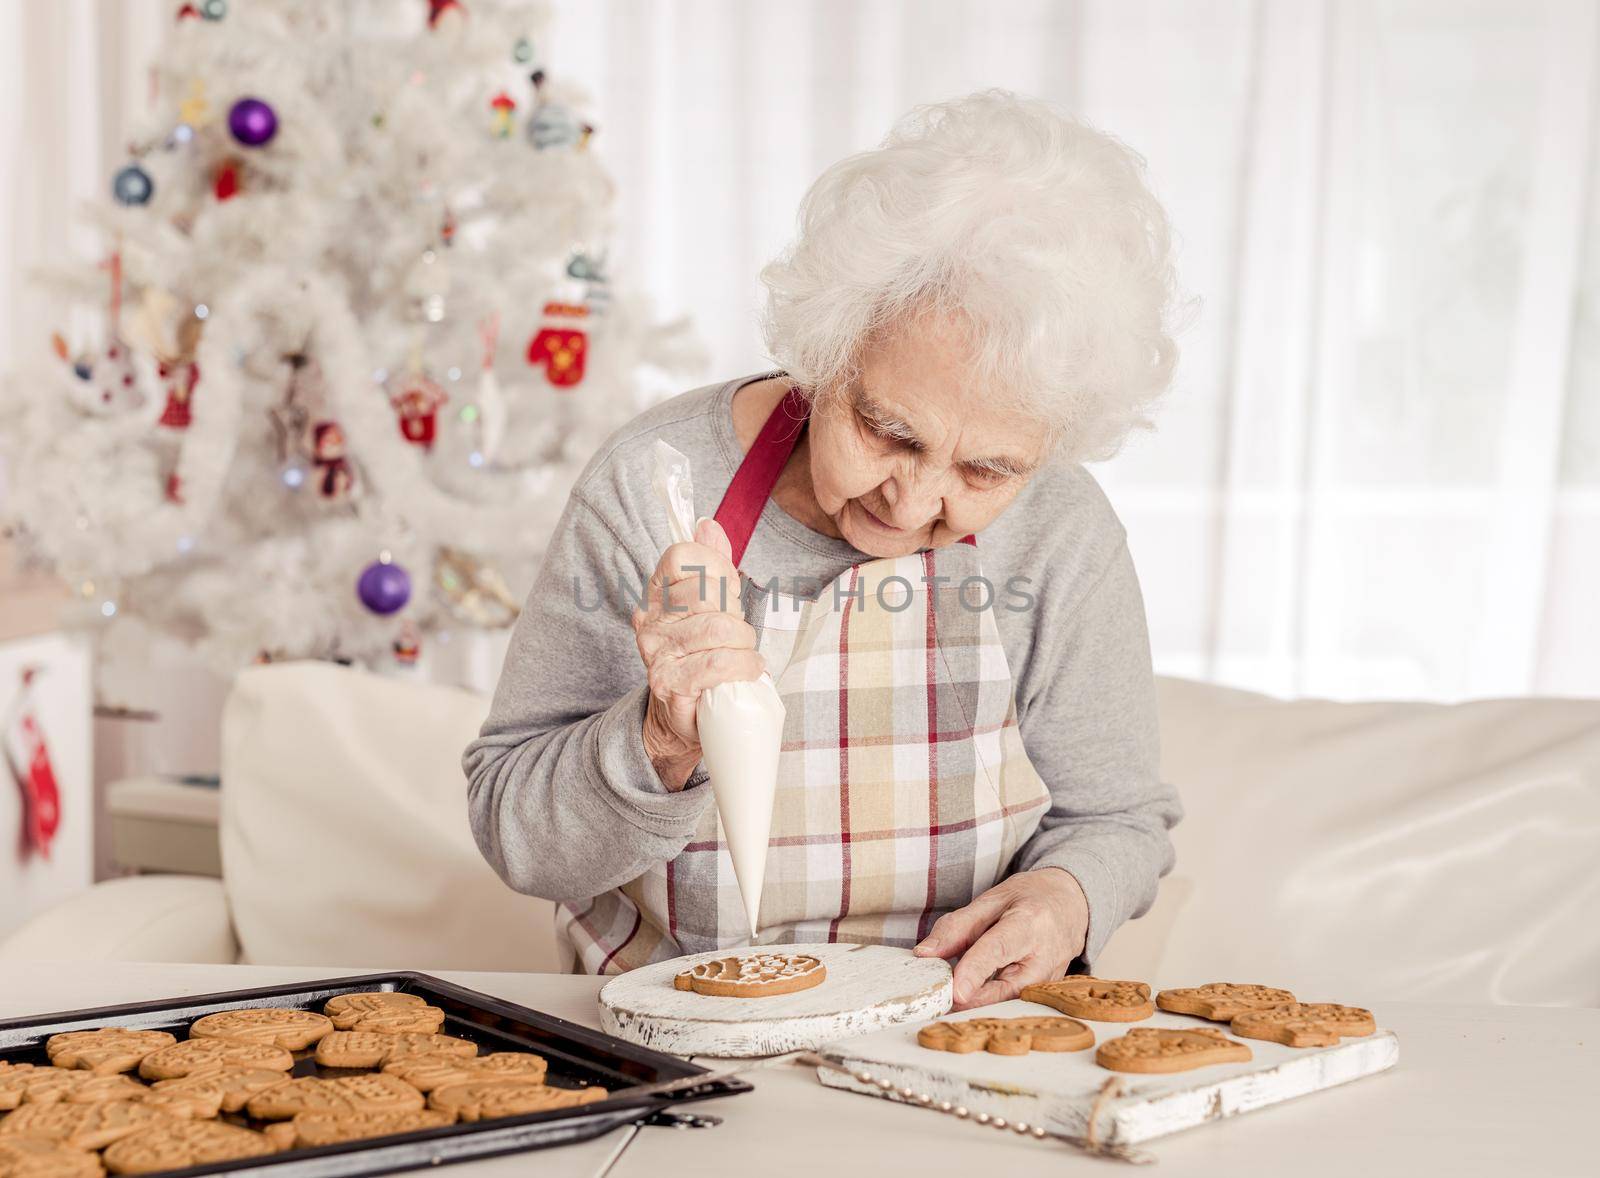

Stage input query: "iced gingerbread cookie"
[
  {"left": 101, "top": 1121, "right": 276, "bottom": 1174},
  {"left": 1096, "top": 1026, "right": 1253, "bottom": 1074},
  {"left": 0, "top": 1065, "right": 82, "bottom": 1110},
  {"left": 322, "top": 993, "right": 445, "bottom": 1035},
  {"left": 1229, "top": 1003, "right": 1376, "bottom": 1047},
  {"left": 244, "top": 1073, "right": 424, "bottom": 1121},
  {"left": 45, "top": 1031, "right": 176, "bottom": 1077},
  {"left": 917, "top": 1016, "right": 1094, "bottom": 1056},
  {"left": 288, "top": 1110, "right": 455, "bottom": 1147},
  {"left": 138, "top": 1038, "right": 292, "bottom": 1081},
  {"left": 0, "top": 1103, "right": 170, "bottom": 1151},
  {"left": 189, "top": 1009, "right": 333, "bottom": 1051},
  {"left": 1020, "top": 977, "right": 1154, "bottom": 1022},
  {"left": 314, "top": 1031, "right": 476, "bottom": 1069},
  {"left": 672, "top": 953, "right": 826, "bottom": 998},
  {"left": 382, "top": 1051, "right": 547, "bottom": 1093},
  {"left": 0, "top": 1136, "right": 105, "bottom": 1178},
  {"left": 427, "top": 1081, "right": 607, "bottom": 1122},
  {"left": 1155, "top": 983, "right": 1298, "bottom": 1022}
]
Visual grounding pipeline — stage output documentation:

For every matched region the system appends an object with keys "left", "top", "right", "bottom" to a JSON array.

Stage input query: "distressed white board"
[
  {"left": 599, "top": 943, "right": 952, "bottom": 1057},
  {"left": 818, "top": 1000, "right": 1399, "bottom": 1146}
]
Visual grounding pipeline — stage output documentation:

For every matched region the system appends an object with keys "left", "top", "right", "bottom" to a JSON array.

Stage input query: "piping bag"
[{"left": 651, "top": 440, "right": 786, "bottom": 935}]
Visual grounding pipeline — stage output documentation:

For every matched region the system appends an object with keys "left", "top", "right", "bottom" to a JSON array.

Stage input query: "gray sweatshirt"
[{"left": 463, "top": 372, "right": 1181, "bottom": 967}]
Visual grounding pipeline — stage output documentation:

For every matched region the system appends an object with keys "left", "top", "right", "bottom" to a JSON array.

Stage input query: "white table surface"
[{"left": 0, "top": 962, "right": 1591, "bottom": 1178}]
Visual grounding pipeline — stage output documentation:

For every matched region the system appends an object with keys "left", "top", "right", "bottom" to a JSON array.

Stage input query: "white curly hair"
[{"left": 758, "top": 89, "right": 1194, "bottom": 462}]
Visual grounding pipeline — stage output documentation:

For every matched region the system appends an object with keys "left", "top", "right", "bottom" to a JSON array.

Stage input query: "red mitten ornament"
[
  {"left": 4, "top": 668, "right": 61, "bottom": 858},
  {"left": 526, "top": 301, "right": 589, "bottom": 389},
  {"left": 392, "top": 376, "right": 447, "bottom": 449}
]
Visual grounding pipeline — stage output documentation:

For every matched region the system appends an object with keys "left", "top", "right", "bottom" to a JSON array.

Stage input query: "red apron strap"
[
  {"left": 713, "top": 383, "right": 978, "bottom": 563},
  {"left": 714, "top": 386, "right": 811, "bottom": 567}
]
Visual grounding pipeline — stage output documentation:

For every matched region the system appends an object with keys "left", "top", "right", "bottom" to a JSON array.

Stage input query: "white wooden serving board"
[
  {"left": 599, "top": 942, "right": 952, "bottom": 1057},
  {"left": 818, "top": 1000, "right": 1399, "bottom": 1147}
]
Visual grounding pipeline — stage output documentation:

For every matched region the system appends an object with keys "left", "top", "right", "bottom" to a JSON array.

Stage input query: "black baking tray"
[{"left": 0, "top": 971, "right": 749, "bottom": 1178}]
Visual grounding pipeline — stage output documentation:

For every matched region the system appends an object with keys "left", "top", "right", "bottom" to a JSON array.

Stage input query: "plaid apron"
[{"left": 558, "top": 388, "right": 1051, "bottom": 972}]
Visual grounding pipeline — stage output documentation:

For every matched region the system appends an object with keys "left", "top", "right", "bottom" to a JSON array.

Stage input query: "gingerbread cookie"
[
  {"left": 142, "top": 1070, "right": 289, "bottom": 1118},
  {"left": 917, "top": 1016, "right": 1094, "bottom": 1056},
  {"left": 382, "top": 1052, "right": 546, "bottom": 1093},
  {"left": 672, "top": 953, "right": 826, "bottom": 998},
  {"left": 323, "top": 994, "right": 445, "bottom": 1035},
  {"left": 426, "top": 1081, "right": 607, "bottom": 1122},
  {"left": 1095, "top": 1026, "right": 1253, "bottom": 1074},
  {"left": 189, "top": 1009, "right": 333, "bottom": 1051},
  {"left": 45, "top": 1031, "right": 176, "bottom": 1077},
  {"left": 288, "top": 1110, "right": 455, "bottom": 1147},
  {"left": 0, "top": 1065, "right": 82, "bottom": 1110},
  {"left": 1155, "top": 983, "right": 1298, "bottom": 1022},
  {"left": 0, "top": 1103, "right": 171, "bottom": 1151},
  {"left": 244, "top": 1074, "right": 424, "bottom": 1121},
  {"left": 1229, "top": 1003, "right": 1376, "bottom": 1048},
  {"left": 313, "top": 1032, "right": 476, "bottom": 1069},
  {"left": 101, "top": 1121, "right": 276, "bottom": 1174},
  {"left": 0, "top": 1136, "right": 105, "bottom": 1178},
  {"left": 62, "top": 1077, "right": 147, "bottom": 1106},
  {"left": 1020, "top": 977, "right": 1154, "bottom": 1022},
  {"left": 137, "top": 1038, "right": 292, "bottom": 1081}
]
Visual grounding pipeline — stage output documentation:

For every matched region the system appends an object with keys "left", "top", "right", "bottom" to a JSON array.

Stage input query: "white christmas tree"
[{"left": 0, "top": 0, "right": 703, "bottom": 677}]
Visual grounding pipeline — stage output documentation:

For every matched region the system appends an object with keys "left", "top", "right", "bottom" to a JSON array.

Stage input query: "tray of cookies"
[
  {"left": 815, "top": 977, "right": 1399, "bottom": 1150},
  {"left": 0, "top": 970, "right": 748, "bottom": 1178}
]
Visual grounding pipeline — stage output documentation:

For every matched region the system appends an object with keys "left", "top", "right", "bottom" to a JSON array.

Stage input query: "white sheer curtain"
[
  {"left": 547, "top": 0, "right": 1600, "bottom": 702},
  {"left": 5, "top": 1, "right": 1597, "bottom": 703}
]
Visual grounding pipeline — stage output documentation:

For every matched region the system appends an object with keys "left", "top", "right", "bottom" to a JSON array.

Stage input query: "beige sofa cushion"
[
  {"left": 1101, "top": 678, "right": 1600, "bottom": 1007},
  {"left": 220, "top": 662, "right": 558, "bottom": 973}
]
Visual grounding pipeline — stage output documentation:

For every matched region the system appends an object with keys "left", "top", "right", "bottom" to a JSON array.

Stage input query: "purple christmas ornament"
[
  {"left": 357, "top": 559, "right": 411, "bottom": 615},
  {"left": 228, "top": 97, "right": 278, "bottom": 147}
]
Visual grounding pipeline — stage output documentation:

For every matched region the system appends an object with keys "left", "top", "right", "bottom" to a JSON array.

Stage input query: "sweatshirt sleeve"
[
  {"left": 462, "top": 490, "right": 713, "bottom": 905},
  {"left": 1010, "top": 536, "right": 1182, "bottom": 970}
]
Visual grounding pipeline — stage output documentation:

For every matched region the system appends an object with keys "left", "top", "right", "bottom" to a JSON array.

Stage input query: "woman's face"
[{"left": 807, "top": 314, "right": 1049, "bottom": 558}]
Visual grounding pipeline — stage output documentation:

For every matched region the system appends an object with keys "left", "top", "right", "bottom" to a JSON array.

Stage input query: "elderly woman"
[{"left": 464, "top": 89, "right": 1183, "bottom": 1009}]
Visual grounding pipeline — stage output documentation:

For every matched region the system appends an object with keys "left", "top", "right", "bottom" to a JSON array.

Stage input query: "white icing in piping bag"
[{"left": 651, "top": 440, "right": 785, "bottom": 935}]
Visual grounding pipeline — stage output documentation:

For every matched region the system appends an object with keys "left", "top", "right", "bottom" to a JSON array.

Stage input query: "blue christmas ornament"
[{"left": 112, "top": 164, "right": 154, "bottom": 206}]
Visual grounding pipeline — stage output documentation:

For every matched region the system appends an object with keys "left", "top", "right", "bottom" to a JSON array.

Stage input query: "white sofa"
[{"left": 4, "top": 661, "right": 1597, "bottom": 1007}]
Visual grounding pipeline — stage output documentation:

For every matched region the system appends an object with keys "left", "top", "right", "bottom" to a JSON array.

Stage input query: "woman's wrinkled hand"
[
  {"left": 913, "top": 868, "right": 1090, "bottom": 1010},
  {"left": 634, "top": 516, "right": 765, "bottom": 791}
]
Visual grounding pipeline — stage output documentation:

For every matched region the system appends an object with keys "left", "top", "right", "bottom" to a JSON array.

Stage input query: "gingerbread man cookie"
[
  {"left": 0, "top": 1103, "right": 170, "bottom": 1152},
  {"left": 189, "top": 1008, "right": 333, "bottom": 1051},
  {"left": 426, "top": 1081, "right": 607, "bottom": 1122},
  {"left": 245, "top": 1073, "right": 424, "bottom": 1121},
  {"left": 1020, "top": 977, "right": 1154, "bottom": 1022},
  {"left": 288, "top": 1110, "right": 455, "bottom": 1148},
  {"left": 382, "top": 1051, "right": 547, "bottom": 1093},
  {"left": 313, "top": 1031, "right": 476, "bottom": 1069},
  {"left": 1154, "top": 983, "right": 1298, "bottom": 1022},
  {"left": 917, "top": 1016, "right": 1094, "bottom": 1056},
  {"left": 672, "top": 953, "right": 826, "bottom": 998},
  {"left": 0, "top": 1136, "right": 106, "bottom": 1178},
  {"left": 0, "top": 1065, "right": 81, "bottom": 1110},
  {"left": 45, "top": 1031, "right": 176, "bottom": 1078},
  {"left": 323, "top": 993, "right": 445, "bottom": 1035},
  {"left": 101, "top": 1121, "right": 276, "bottom": 1175},
  {"left": 137, "top": 1038, "right": 292, "bottom": 1081},
  {"left": 1229, "top": 1003, "right": 1376, "bottom": 1047},
  {"left": 1095, "top": 1026, "right": 1253, "bottom": 1074}
]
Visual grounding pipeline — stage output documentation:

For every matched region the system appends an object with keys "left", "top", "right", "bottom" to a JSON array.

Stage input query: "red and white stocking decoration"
[
  {"left": 4, "top": 668, "right": 61, "bottom": 859},
  {"left": 526, "top": 301, "right": 589, "bottom": 389}
]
